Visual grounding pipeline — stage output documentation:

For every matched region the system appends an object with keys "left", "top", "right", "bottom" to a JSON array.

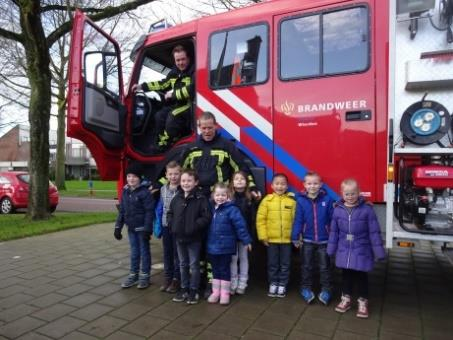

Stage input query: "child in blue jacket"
[
  {"left": 207, "top": 183, "right": 252, "bottom": 305},
  {"left": 114, "top": 162, "right": 154, "bottom": 289},
  {"left": 292, "top": 172, "right": 334, "bottom": 305}
]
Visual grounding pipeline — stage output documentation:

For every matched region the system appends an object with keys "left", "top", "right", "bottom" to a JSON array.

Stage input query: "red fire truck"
[{"left": 67, "top": 0, "right": 453, "bottom": 254}]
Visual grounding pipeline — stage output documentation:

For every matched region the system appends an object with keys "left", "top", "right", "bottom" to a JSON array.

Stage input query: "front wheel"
[{"left": 0, "top": 197, "right": 15, "bottom": 214}]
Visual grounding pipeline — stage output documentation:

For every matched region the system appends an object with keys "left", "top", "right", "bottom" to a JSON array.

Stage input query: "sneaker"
[
  {"left": 335, "top": 294, "right": 352, "bottom": 313},
  {"left": 121, "top": 273, "right": 138, "bottom": 288},
  {"left": 318, "top": 290, "right": 331, "bottom": 305},
  {"left": 356, "top": 298, "right": 369, "bottom": 318},
  {"left": 172, "top": 289, "right": 188, "bottom": 302},
  {"left": 165, "top": 279, "right": 179, "bottom": 293},
  {"left": 230, "top": 278, "right": 238, "bottom": 295},
  {"left": 137, "top": 274, "right": 150, "bottom": 289},
  {"left": 160, "top": 279, "right": 171, "bottom": 292},
  {"left": 236, "top": 282, "right": 247, "bottom": 295},
  {"left": 186, "top": 289, "right": 199, "bottom": 305},
  {"left": 300, "top": 288, "right": 315, "bottom": 304},
  {"left": 267, "top": 283, "right": 278, "bottom": 297},
  {"left": 277, "top": 286, "right": 286, "bottom": 298}
]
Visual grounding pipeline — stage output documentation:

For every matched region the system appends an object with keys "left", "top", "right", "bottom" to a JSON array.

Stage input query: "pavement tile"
[
  {"left": 70, "top": 303, "right": 114, "bottom": 321},
  {"left": 19, "top": 276, "right": 54, "bottom": 288},
  {"left": 303, "top": 304, "right": 340, "bottom": 321},
  {"left": 46, "top": 269, "right": 77, "bottom": 279},
  {"left": 17, "top": 270, "right": 50, "bottom": 280},
  {"left": 29, "top": 293, "right": 68, "bottom": 308},
  {"left": 34, "top": 316, "right": 86, "bottom": 338},
  {"left": 0, "top": 269, "right": 24, "bottom": 279},
  {"left": 266, "top": 298, "right": 306, "bottom": 320},
  {"left": 110, "top": 302, "right": 154, "bottom": 321},
  {"left": 143, "top": 329, "right": 187, "bottom": 340},
  {"left": 337, "top": 313, "right": 379, "bottom": 337},
  {"left": 97, "top": 289, "right": 145, "bottom": 307},
  {"left": 60, "top": 331, "right": 99, "bottom": 340},
  {"left": 332, "top": 329, "right": 378, "bottom": 340},
  {"left": 241, "top": 329, "right": 284, "bottom": 339},
  {"left": 32, "top": 303, "right": 77, "bottom": 322},
  {"left": 104, "top": 268, "right": 130, "bottom": 278},
  {"left": 76, "top": 268, "right": 108, "bottom": 278},
  {"left": 91, "top": 258, "right": 113, "bottom": 265},
  {"left": 293, "top": 315, "right": 337, "bottom": 337},
  {"left": 0, "top": 304, "right": 40, "bottom": 323},
  {"left": 250, "top": 310, "right": 296, "bottom": 337},
  {"left": 0, "top": 284, "right": 27, "bottom": 298},
  {"left": 146, "top": 300, "right": 189, "bottom": 320},
  {"left": 104, "top": 331, "right": 146, "bottom": 340},
  {"left": 206, "top": 312, "right": 253, "bottom": 337},
  {"left": 196, "top": 330, "right": 238, "bottom": 340},
  {"left": 122, "top": 315, "right": 169, "bottom": 337},
  {"left": 224, "top": 300, "right": 268, "bottom": 320},
  {"left": 287, "top": 329, "right": 330, "bottom": 340},
  {"left": 82, "top": 275, "right": 114, "bottom": 287},
  {"left": 88, "top": 283, "right": 122, "bottom": 296},
  {"left": 0, "top": 293, "right": 35, "bottom": 308},
  {"left": 79, "top": 315, "right": 128, "bottom": 338},
  {"left": 26, "top": 284, "right": 63, "bottom": 298},
  {"left": 16, "top": 332, "right": 53, "bottom": 340},
  {"left": 49, "top": 275, "right": 85, "bottom": 287},
  {"left": 381, "top": 315, "right": 422, "bottom": 337},
  {"left": 63, "top": 292, "right": 103, "bottom": 307},
  {"left": 56, "top": 283, "right": 93, "bottom": 297},
  {"left": 379, "top": 331, "right": 421, "bottom": 340},
  {"left": 0, "top": 316, "right": 45, "bottom": 339}
]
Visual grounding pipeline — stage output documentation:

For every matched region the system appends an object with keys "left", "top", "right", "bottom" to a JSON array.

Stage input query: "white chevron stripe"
[
  {"left": 197, "top": 92, "right": 241, "bottom": 141},
  {"left": 214, "top": 89, "right": 273, "bottom": 139}
]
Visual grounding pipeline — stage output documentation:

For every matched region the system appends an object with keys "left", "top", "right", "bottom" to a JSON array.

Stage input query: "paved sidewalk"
[{"left": 0, "top": 223, "right": 453, "bottom": 339}]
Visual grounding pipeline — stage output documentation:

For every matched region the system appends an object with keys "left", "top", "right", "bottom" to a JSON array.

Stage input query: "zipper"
[
  {"left": 346, "top": 207, "right": 354, "bottom": 268},
  {"left": 312, "top": 200, "right": 318, "bottom": 242},
  {"left": 280, "top": 196, "right": 283, "bottom": 243}
]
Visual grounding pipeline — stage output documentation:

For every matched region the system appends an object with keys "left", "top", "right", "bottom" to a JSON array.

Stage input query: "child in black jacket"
[{"left": 167, "top": 169, "right": 212, "bottom": 304}]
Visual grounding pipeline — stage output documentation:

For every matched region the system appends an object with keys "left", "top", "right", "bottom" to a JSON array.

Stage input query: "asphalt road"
[{"left": 56, "top": 196, "right": 118, "bottom": 212}]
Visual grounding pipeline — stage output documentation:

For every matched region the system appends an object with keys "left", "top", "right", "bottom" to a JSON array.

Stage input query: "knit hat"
[{"left": 125, "top": 162, "right": 143, "bottom": 179}]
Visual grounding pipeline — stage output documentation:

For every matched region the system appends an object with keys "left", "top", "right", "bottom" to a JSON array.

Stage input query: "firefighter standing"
[{"left": 133, "top": 45, "right": 194, "bottom": 151}]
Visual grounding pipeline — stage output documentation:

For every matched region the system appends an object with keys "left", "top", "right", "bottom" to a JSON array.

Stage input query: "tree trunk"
[
  {"left": 20, "top": 2, "right": 52, "bottom": 220},
  {"left": 55, "top": 96, "right": 66, "bottom": 191}
]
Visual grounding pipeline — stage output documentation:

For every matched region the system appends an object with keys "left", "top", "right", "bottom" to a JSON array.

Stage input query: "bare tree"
[{"left": 0, "top": 0, "right": 157, "bottom": 220}]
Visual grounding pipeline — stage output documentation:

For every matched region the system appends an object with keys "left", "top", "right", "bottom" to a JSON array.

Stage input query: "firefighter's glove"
[{"left": 114, "top": 228, "right": 122, "bottom": 241}]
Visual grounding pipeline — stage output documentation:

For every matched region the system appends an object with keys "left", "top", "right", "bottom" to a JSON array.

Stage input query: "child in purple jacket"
[{"left": 327, "top": 178, "right": 385, "bottom": 319}]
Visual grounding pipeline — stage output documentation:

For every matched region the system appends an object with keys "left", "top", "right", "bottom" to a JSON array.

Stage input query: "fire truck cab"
[{"left": 67, "top": 0, "right": 453, "bottom": 254}]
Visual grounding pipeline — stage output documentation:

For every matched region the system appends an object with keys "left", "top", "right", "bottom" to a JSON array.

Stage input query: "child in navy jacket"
[
  {"left": 292, "top": 172, "right": 334, "bottom": 305},
  {"left": 207, "top": 183, "right": 252, "bottom": 305}
]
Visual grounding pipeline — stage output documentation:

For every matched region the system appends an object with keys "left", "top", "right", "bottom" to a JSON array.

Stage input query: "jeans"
[
  {"left": 162, "top": 227, "right": 180, "bottom": 281},
  {"left": 267, "top": 243, "right": 291, "bottom": 286},
  {"left": 128, "top": 230, "right": 151, "bottom": 275},
  {"left": 231, "top": 242, "right": 249, "bottom": 284},
  {"left": 301, "top": 242, "right": 331, "bottom": 292},
  {"left": 209, "top": 254, "right": 232, "bottom": 281},
  {"left": 176, "top": 240, "right": 201, "bottom": 291},
  {"left": 342, "top": 269, "right": 369, "bottom": 298}
]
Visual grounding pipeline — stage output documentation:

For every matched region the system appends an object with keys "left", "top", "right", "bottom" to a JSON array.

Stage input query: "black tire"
[{"left": 1, "top": 197, "right": 15, "bottom": 214}]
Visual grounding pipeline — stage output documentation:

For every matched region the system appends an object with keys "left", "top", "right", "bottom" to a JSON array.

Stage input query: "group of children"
[{"left": 115, "top": 162, "right": 385, "bottom": 318}]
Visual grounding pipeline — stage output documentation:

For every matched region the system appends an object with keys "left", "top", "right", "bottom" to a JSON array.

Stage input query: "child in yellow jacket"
[{"left": 256, "top": 173, "right": 296, "bottom": 298}]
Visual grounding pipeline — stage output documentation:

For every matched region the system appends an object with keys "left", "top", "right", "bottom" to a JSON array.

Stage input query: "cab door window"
[
  {"left": 279, "top": 6, "right": 369, "bottom": 80},
  {"left": 209, "top": 24, "right": 268, "bottom": 88}
]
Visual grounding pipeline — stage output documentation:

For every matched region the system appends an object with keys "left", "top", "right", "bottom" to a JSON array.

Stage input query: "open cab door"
[{"left": 67, "top": 10, "right": 125, "bottom": 180}]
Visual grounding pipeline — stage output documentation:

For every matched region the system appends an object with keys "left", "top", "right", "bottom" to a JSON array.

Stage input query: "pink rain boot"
[
  {"left": 220, "top": 280, "right": 231, "bottom": 305},
  {"left": 208, "top": 279, "right": 221, "bottom": 303}
]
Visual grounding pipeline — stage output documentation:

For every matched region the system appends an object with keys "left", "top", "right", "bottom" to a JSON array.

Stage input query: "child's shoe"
[
  {"left": 165, "top": 279, "right": 179, "bottom": 293},
  {"left": 187, "top": 289, "right": 200, "bottom": 305},
  {"left": 318, "top": 290, "right": 331, "bottom": 305},
  {"left": 137, "top": 273, "right": 150, "bottom": 289},
  {"left": 300, "top": 288, "right": 315, "bottom": 304},
  {"left": 172, "top": 288, "right": 188, "bottom": 302},
  {"left": 159, "top": 279, "right": 171, "bottom": 292},
  {"left": 220, "top": 280, "right": 231, "bottom": 305},
  {"left": 236, "top": 281, "right": 247, "bottom": 295},
  {"left": 267, "top": 283, "right": 278, "bottom": 297},
  {"left": 335, "top": 294, "right": 352, "bottom": 313},
  {"left": 121, "top": 273, "right": 138, "bottom": 288},
  {"left": 356, "top": 298, "right": 369, "bottom": 318},
  {"left": 230, "top": 277, "right": 238, "bottom": 295},
  {"left": 277, "top": 286, "right": 286, "bottom": 298},
  {"left": 208, "top": 279, "right": 221, "bottom": 303}
]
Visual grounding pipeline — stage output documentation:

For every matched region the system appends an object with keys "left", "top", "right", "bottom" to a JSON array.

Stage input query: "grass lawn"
[
  {"left": 58, "top": 180, "right": 117, "bottom": 199},
  {"left": 0, "top": 212, "right": 117, "bottom": 241}
]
